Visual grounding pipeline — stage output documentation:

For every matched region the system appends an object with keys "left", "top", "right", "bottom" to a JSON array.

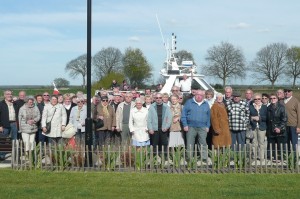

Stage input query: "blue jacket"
[
  {"left": 181, "top": 98, "right": 210, "bottom": 128},
  {"left": 249, "top": 104, "right": 267, "bottom": 131},
  {"left": 147, "top": 102, "right": 172, "bottom": 131}
]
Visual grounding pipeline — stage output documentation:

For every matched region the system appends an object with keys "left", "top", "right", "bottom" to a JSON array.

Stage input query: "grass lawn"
[{"left": 0, "top": 169, "right": 299, "bottom": 199}]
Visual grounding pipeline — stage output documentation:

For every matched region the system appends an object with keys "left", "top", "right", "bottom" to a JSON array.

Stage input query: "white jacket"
[
  {"left": 41, "top": 103, "right": 67, "bottom": 138},
  {"left": 69, "top": 105, "right": 87, "bottom": 132},
  {"left": 129, "top": 107, "right": 149, "bottom": 142}
]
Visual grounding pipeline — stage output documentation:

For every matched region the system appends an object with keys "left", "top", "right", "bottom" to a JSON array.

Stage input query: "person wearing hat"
[
  {"left": 93, "top": 95, "right": 116, "bottom": 147},
  {"left": 283, "top": 87, "right": 300, "bottom": 153},
  {"left": 226, "top": 90, "right": 250, "bottom": 150}
]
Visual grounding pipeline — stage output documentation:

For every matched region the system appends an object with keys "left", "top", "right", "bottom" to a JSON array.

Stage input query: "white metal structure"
[{"left": 159, "top": 33, "right": 215, "bottom": 94}]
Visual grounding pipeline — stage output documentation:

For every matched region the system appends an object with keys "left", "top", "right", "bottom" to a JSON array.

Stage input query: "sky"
[{"left": 0, "top": 0, "right": 299, "bottom": 86}]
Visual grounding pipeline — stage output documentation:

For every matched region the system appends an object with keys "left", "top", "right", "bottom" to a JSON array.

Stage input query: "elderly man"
[
  {"left": 276, "top": 89, "right": 285, "bottom": 105},
  {"left": 245, "top": 89, "right": 253, "bottom": 106},
  {"left": 116, "top": 92, "right": 135, "bottom": 146},
  {"left": 223, "top": 86, "right": 233, "bottom": 104},
  {"left": 147, "top": 93, "right": 172, "bottom": 162},
  {"left": 0, "top": 90, "right": 18, "bottom": 160},
  {"left": 181, "top": 90, "right": 210, "bottom": 163},
  {"left": 283, "top": 88, "right": 300, "bottom": 153},
  {"left": 226, "top": 91, "right": 250, "bottom": 150}
]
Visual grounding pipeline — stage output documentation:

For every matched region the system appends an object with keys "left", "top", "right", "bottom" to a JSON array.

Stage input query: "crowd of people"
[{"left": 0, "top": 82, "right": 299, "bottom": 165}]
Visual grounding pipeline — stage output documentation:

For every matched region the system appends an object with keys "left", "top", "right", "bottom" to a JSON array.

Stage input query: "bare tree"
[
  {"left": 65, "top": 54, "right": 87, "bottom": 88},
  {"left": 285, "top": 46, "right": 300, "bottom": 88},
  {"left": 92, "top": 47, "right": 123, "bottom": 81},
  {"left": 202, "top": 42, "right": 246, "bottom": 87},
  {"left": 251, "top": 43, "right": 288, "bottom": 88},
  {"left": 174, "top": 50, "right": 195, "bottom": 65}
]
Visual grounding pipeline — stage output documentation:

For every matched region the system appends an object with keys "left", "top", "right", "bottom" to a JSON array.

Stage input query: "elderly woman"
[
  {"left": 143, "top": 95, "right": 152, "bottom": 109},
  {"left": 205, "top": 89, "right": 215, "bottom": 108},
  {"left": 162, "top": 93, "right": 170, "bottom": 106},
  {"left": 129, "top": 98, "right": 150, "bottom": 147},
  {"left": 249, "top": 93, "right": 268, "bottom": 161},
  {"left": 210, "top": 93, "right": 231, "bottom": 148},
  {"left": 42, "top": 95, "right": 67, "bottom": 145},
  {"left": 168, "top": 94, "right": 184, "bottom": 147},
  {"left": 18, "top": 96, "right": 40, "bottom": 152},
  {"left": 69, "top": 97, "right": 87, "bottom": 146}
]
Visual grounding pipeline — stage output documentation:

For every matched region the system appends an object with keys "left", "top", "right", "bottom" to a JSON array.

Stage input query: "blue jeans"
[
  {"left": 231, "top": 130, "right": 246, "bottom": 150},
  {"left": 286, "top": 126, "right": 298, "bottom": 152},
  {"left": 3, "top": 122, "right": 18, "bottom": 140}
]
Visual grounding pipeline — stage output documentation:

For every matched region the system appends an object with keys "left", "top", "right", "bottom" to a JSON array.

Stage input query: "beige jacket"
[{"left": 115, "top": 101, "right": 135, "bottom": 131}]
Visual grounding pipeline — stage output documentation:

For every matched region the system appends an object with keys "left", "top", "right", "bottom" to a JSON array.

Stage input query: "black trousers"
[
  {"left": 267, "top": 135, "right": 287, "bottom": 160},
  {"left": 150, "top": 129, "right": 169, "bottom": 158}
]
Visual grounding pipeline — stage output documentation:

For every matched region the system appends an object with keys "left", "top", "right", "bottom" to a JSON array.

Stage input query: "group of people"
[{"left": 0, "top": 83, "right": 299, "bottom": 164}]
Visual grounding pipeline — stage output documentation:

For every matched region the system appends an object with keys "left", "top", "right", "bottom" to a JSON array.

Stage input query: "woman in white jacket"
[
  {"left": 69, "top": 97, "right": 87, "bottom": 146},
  {"left": 18, "top": 96, "right": 40, "bottom": 152},
  {"left": 129, "top": 98, "right": 150, "bottom": 147},
  {"left": 42, "top": 95, "right": 67, "bottom": 145}
]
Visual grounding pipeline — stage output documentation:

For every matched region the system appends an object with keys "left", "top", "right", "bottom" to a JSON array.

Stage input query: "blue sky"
[{"left": 1, "top": 0, "right": 299, "bottom": 86}]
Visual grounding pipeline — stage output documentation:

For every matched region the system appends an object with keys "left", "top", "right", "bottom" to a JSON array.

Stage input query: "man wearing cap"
[
  {"left": 226, "top": 91, "right": 250, "bottom": 150},
  {"left": 283, "top": 88, "right": 300, "bottom": 152}
]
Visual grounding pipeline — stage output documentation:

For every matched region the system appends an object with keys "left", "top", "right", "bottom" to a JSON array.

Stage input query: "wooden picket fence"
[{"left": 10, "top": 140, "right": 300, "bottom": 174}]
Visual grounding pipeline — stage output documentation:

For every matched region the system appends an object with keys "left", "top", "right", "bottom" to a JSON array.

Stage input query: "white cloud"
[
  {"left": 128, "top": 36, "right": 140, "bottom": 42},
  {"left": 228, "top": 22, "right": 251, "bottom": 29}
]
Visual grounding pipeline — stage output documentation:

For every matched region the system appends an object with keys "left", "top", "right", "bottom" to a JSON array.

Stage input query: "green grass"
[{"left": 0, "top": 169, "right": 299, "bottom": 199}]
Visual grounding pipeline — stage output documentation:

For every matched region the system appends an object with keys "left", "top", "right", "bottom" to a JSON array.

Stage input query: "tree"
[
  {"left": 92, "top": 72, "right": 125, "bottom": 93},
  {"left": 53, "top": 78, "right": 70, "bottom": 88},
  {"left": 285, "top": 46, "right": 300, "bottom": 88},
  {"left": 202, "top": 42, "right": 246, "bottom": 87},
  {"left": 174, "top": 50, "right": 195, "bottom": 65},
  {"left": 122, "top": 48, "right": 152, "bottom": 87},
  {"left": 65, "top": 54, "right": 87, "bottom": 88},
  {"left": 92, "top": 47, "right": 123, "bottom": 81},
  {"left": 251, "top": 43, "right": 288, "bottom": 88}
]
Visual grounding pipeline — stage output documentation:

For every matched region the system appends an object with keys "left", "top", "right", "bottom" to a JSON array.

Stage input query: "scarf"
[{"left": 102, "top": 104, "right": 110, "bottom": 118}]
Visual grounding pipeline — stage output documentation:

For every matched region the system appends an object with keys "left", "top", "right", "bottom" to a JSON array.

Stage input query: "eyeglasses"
[
  {"left": 156, "top": 97, "right": 162, "bottom": 99},
  {"left": 43, "top": 95, "right": 49, "bottom": 96},
  {"left": 270, "top": 97, "right": 277, "bottom": 100},
  {"left": 102, "top": 100, "right": 108, "bottom": 102},
  {"left": 254, "top": 98, "right": 261, "bottom": 101}
]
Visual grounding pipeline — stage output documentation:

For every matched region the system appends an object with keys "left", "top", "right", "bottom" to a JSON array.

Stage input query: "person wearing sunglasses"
[
  {"left": 283, "top": 88, "right": 300, "bottom": 154},
  {"left": 94, "top": 96, "right": 116, "bottom": 147},
  {"left": 249, "top": 93, "right": 268, "bottom": 161},
  {"left": 261, "top": 93, "right": 270, "bottom": 106},
  {"left": 266, "top": 94, "right": 287, "bottom": 162},
  {"left": 147, "top": 93, "right": 172, "bottom": 164}
]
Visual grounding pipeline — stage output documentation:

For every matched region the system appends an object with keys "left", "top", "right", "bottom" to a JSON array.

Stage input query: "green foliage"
[
  {"left": 53, "top": 78, "right": 70, "bottom": 88},
  {"left": 92, "top": 72, "right": 125, "bottom": 92},
  {"left": 122, "top": 47, "right": 152, "bottom": 87}
]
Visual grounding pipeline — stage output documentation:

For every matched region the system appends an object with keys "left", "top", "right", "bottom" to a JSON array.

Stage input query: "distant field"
[{"left": 0, "top": 169, "right": 299, "bottom": 199}]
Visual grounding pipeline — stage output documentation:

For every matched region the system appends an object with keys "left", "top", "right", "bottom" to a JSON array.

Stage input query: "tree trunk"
[
  {"left": 222, "top": 78, "right": 226, "bottom": 87},
  {"left": 293, "top": 76, "right": 296, "bottom": 88},
  {"left": 271, "top": 81, "right": 275, "bottom": 89},
  {"left": 82, "top": 75, "right": 86, "bottom": 89}
]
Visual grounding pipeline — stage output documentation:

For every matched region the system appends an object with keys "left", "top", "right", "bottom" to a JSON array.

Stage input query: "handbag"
[
  {"left": 95, "top": 119, "right": 104, "bottom": 129},
  {"left": 62, "top": 123, "right": 77, "bottom": 138},
  {"left": 45, "top": 108, "right": 56, "bottom": 134},
  {"left": 246, "top": 127, "right": 254, "bottom": 140}
]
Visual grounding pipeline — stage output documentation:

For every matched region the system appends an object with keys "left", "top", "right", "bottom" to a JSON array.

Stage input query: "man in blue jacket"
[
  {"left": 181, "top": 90, "right": 210, "bottom": 163},
  {"left": 148, "top": 93, "right": 172, "bottom": 162}
]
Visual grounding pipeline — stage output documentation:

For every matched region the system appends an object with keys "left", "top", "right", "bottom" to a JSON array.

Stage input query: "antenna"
[{"left": 156, "top": 14, "right": 167, "bottom": 51}]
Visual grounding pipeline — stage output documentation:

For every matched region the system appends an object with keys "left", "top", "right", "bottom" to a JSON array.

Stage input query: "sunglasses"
[
  {"left": 254, "top": 98, "right": 261, "bottom": 101},
  {"left": 172, "top": 90, "right": 178, "bottom": 92},
  {"left": 43, "top": 95, "right": 49, "bottom": 96},
  {"left": 102, "top": 100, "right": 108, "bottom": 102},
  {"left": 284, "top": 90, "right": 292, "bottom": 93}
]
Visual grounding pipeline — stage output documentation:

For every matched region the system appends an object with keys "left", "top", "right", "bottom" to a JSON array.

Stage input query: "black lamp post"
[{"left": 85, "top": 0, "right": 93, "bottom": 166}]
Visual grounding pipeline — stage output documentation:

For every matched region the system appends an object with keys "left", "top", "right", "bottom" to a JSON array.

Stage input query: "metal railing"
[{"left": 10, "top": 141, "right": 300, "bottom": 174}]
